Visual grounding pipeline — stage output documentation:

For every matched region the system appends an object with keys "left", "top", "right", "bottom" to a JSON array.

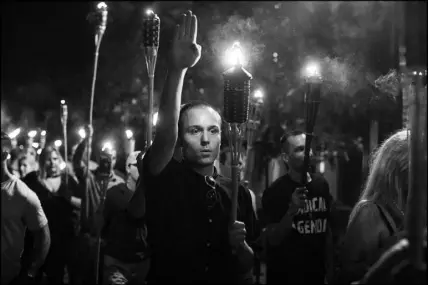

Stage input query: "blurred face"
[
  {"left": 99, "top": 150, "right": 117, "bottom": 173},
  {"left": 180, "top": 107, "right": 221, "bottom": 167},
  {"left": 44, "top": 151, "right": 61, "bottom": 177},
  {"left": 282, "top": 134, "right": 312, "bottom": 172},
  {"left": 19, "top": 158, "right": 33, "bottom": 177},
  {"left": 127, "top": 162, "right": 139, "bottom": 183}
]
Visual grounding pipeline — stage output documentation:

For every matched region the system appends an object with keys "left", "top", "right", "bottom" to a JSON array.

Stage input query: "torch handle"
[
  {"left": 62, "top": 121, "right": 69, "bottom": 188},
  {"left": 301, "top": 133, "right": 314, "bottom": 185},
  {"left": 147, "top": 75, "right": 154, "bottom": 147},
  {"left": 405, "top": 73, "right": 426, "bottom": 269},
  {"left": 94, "top": 178, "right": 109, "bottom": 285},
  {"left": 231, "top": 164, "right": 240, "bottom": 221}
]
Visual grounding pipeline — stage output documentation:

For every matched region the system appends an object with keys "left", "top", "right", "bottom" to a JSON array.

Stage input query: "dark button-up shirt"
[{"left": 141, "top": 151, "right": 258, "bottom": 284}]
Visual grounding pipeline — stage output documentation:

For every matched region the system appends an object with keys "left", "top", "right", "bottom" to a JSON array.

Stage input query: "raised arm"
[{"left": 146, "top": 11, "right": 201, "bottom": 176}]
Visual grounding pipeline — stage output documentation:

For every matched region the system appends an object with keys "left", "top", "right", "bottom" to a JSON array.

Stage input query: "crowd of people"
[{"left": 1, "top": 10, "right": 426, "bottom": 285}]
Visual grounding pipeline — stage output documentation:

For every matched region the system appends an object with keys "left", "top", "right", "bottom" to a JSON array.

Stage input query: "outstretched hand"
[{"left": 170, "top": 10, "right": 201, "bottom": 70}]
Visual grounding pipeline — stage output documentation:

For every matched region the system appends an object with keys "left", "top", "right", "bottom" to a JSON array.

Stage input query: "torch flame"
[
  {"left": 97, "top": 2, "right": 107, "bottom": 10},
  {"left": 146, "top": 9, "right": 154, "bottom": 16},
  {"left": 41, "top": 130, "right": 46, "bottom": 136},
  {"left": 102, "top": 141, "right": 113, "bottom": 152},
  {"left": 60, "top": 100, "right": 66, "bottom": 105},
  {"left": 153, "top": 112, "right": 159, "bottom": 126},
  {"left": 28, "top": 130, "right": 37, "bottom": 138},
  {"left": 225, "top": 42, "right": 244, "bottom": 67},
  {"left": 9, "top": 128, "right": 21, "bottom": 139},
  {"left": 54, "top": 140, "right": 63, "bottom": 148},
  {"left": 78, "top": 128, "right": 86, "bottom": 139},
  {"left": 125, "top": 130, "right": 133, "bottom": 139}
]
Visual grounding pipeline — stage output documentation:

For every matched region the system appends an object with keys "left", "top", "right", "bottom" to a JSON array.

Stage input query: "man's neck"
[
  {"left": 187, "top": 162, "right": 215, "bottom": 177},
  {"left": 288, "top": 168, "right": 311, "bottom": 184}
]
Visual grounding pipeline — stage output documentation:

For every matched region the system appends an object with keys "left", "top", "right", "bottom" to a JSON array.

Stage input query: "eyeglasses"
[{"left": 205, "top": 176, "right": 219, "bottom": 210}]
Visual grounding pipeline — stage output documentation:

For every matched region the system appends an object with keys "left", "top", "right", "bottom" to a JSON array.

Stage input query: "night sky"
[{"left": 2, "top": 2, "right": 95, "bottom": 96}]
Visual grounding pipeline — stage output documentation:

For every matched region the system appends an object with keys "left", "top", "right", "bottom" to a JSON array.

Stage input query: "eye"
[
  {"left": 189, "top": 128, "right": 201, "bottom": 135},
  {"left": 210, "top": 128, "right": 220, "bottom": 134}
]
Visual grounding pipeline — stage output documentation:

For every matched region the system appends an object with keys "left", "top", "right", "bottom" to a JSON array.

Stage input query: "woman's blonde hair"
[
  {"left": 38, "top": 145, "right": 65, "bottom": 180},
  {"left": 349, "top": 129, "right": 410, "bottom": 224}
]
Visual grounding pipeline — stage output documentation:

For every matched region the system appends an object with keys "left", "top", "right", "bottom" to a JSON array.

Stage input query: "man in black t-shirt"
[
  {"left": 261, "top": 130, "right": 334, "bottom": 284},
  {"left": 138, "top": 11, "right": 258, "bottom": 284}
]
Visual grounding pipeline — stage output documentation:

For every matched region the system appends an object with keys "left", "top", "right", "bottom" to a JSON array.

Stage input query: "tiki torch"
[
  {"left": 301, "top": 61, "right": 322, "bottom": 185},
  {"left": 142, "top": 9, "right": 160, "bottom": 148},
  {"left": 244, "top": 89, "right": 264, "bottom": 187},
  {"left": 125, "top": 129, "right": 135, "bottom": 153},
  {"left": 8, "top": 128, "right": 21, "bottom": 149},
  {"left": 405, "top": 68, "right": 427, "bottom": 270},
  {"left": 60, "top": 100, "right": 69, "bottom": 189},
  {"left": 87, "top": 1, "right": 108, "bottom": 178},
  {"left": 223, "top": 42, "right": 252, "bottom": 221}
]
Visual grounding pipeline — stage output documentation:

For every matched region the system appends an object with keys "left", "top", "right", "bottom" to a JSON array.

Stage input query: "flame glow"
[
  {"left": 54, "top": 140, "right": 63, "bottom": 148},
  {"left": 97, "top": 2, "right": 107, "bottom": 10},
  {"left": 41, "top": 130, "right": 46, "bottom": 136},
  {"left": 9, "top": 128, "right": 21, "bottom": 139},
  {"left": 126, "top": 130, "right": 133, "bottom": 139},
  {"left": 254, "top": 89, "right": 264, "bottom": 99},
  {"left": 78, "top": 128, "right": 86, "bottom": 139},
  {"left": 153, "top": 112, "right": 158, "bottom": 126},
  {"left": 60, "top": 161, "right": 67, "bottom": 170},
  {"left": 146, "top": 9, "right": 154, "bottom": 16},
  {"left": 102, "top": 141, "right": 113, "bottom": 152},
  {"left": 32, "top": 142, "right": 39, "bottom": 149},
  {"left": 28, "top": 130, "right": 37, "bottom": 138},
  {"left": 225, "top": 42, "right": 244, "bottom": 67},
  {"left": 60, "top": 100, "right": 65, "bottom": 105},
  {"left": 303, "top": 61, "right": 321, "bottom": 79}
]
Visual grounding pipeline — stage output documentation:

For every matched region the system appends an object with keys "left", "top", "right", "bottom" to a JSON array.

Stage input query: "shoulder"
[
  {"left": 349, "top": 200, "right": 381, "bottom": 227},
  {"left": 263, "top": 174, "right": 290, "bottom": 198},
  {"left": 14, "top": 178, "right": 41, "bottom": 206},
  {"left": 111, "top": 174, "right": 125, "bottom": 185},
  {"left": 140, "top": 147, "right": 181, "bottom": 179},
  {"left": 311, "top": 173, "right": 329, "bottom": 187}
]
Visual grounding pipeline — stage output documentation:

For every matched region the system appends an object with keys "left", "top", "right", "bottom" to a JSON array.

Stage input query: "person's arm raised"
[{"left": 147, "top": 11, "right": 201, "bottom": 176}]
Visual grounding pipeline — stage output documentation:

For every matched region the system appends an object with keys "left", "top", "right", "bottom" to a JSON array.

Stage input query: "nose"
[{"left": 201, "top": 131, "right": 209, "bottom": 146}]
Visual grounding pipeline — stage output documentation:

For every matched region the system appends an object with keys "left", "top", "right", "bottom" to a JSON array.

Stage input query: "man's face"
[
  {"left": 181, "top": 107, "right": 221, "bottom": 167},
  {"left": 45, "top": 151, "right": 61, "bottom": 177},
  {"left": 19, "top": 158, "right": 33, "bottom": 177},
  {"left": 99, "top": 150, "right": 117, "bottom": 173},
  {"left": 283, "top": 134, "right": 312, "bottom": 172}
]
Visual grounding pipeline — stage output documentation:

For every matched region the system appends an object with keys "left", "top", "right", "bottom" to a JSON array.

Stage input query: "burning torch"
[
  {"left": 223, "top": 42, "right": 252, "bottom": 221},
  {"left": 27, "top": 130, "right": 37, "bottom": 149},
  {"left": 142, "top": 9, "right": 160, "bottom": 148},
  {"left": 125, "top": 129, "right": 135, "bottom": 153},
  {"left": 60, "top": 100, "right": 68, "bottom": 174},
  {"left": 8, "top": 128, "right": 21, "bottom": 149},
  {"left": 301, "top": 61, "right": 322, "bottom": 185}
]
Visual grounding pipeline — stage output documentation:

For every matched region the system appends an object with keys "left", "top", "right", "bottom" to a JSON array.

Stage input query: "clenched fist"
[
  {"left": 229, "top": 221, "right": 247, "bottom": 249},
  {"left": 170, "top": 10, "right": 201, "bottom": 70}
]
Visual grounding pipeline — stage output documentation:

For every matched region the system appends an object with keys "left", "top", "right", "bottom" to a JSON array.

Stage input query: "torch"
[
  {"left": 125, "top": 129, "right": 135, "bottom": 153},
  {"left": 223, "top": 42, "right": 252, "bottom": 221},
  {"left": 8, "top": 128, "right": 21, "bottom": 149},
  {"left": 40, "top": 130, "right": 47, "bottom": 149},
  {"left": 27, "top": 130, "right": 37, "bottom": 149},
  {"left": 77, "top": 127, "right": 86, "bottom": 143},
  {"left": 60, "top": 100, "right": 69, "bottom": 180},
  {"left": 87, "top": 1, "right": 108, "bottom": 176},
  {"left": 405, "top": 68, "right": 427, "bottom": 270},
  {"left": 301, "top": 61, "right": 322, "bottom": 185},
  {"left": 142, "top": 9, "right": 160, "bottom": 149},
  {"left": 244, "top": 89, "right": 264, "bottom": 188}
]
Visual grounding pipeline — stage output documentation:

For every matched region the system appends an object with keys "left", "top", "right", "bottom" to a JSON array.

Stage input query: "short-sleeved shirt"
[
  {"left": 262, "top": 173, "right": 332, "bottom": 283},
  {"left": 1, "top": 176, "right": 48, "bottom": 284},
  {"left": 141, "top": 149, "right": 259, "bottom": 283}
]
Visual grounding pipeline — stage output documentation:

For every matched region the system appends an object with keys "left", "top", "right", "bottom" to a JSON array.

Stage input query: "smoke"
[{"left": 207, "top": 14, "right": 265, "bottom": 70}]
